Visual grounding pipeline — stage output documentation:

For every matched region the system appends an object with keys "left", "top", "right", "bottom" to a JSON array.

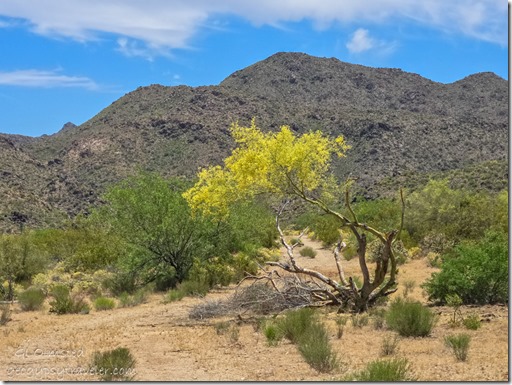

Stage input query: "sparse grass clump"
[
  {"left": 350, "top": 313, "right": 369, "bottom": 328},
  {"left": 381, "top": 334, "right": 400, "bottom": 356},
  {"left": 118, "top": 289, "right": 147, "bottom": 307},
  {"left": 370, "top": 308, "right": 387, "bottom": 330},
  {"left": 463, "top": 314, "right": 481, "bottom": 330},
  {"left": 264, "top": 322, "right": 283, "bottom": 346},
  {"left": 445, "top": 333, "right": 471, "bottom": 361},
  {"left": 335, "top": 316, "right": 348, "bottom": 338},
  {"left": 49, "top": 284, "right": 90, "bottom": 315},
  {"left": 297, "top": 321, "right": 340, "bottom": 373},
  {"left": 386, "top": 298, "right": 437, "bottom": 337},
  {"left": 164, "top": 280, "right": 209, "bottom": 303},
  {"left": 278, "top": 308, "right": 316, "bottom": 344},
  {"left": 91, "top": 347, "right": 136, "bottom": 381},
  {"left": 299, "top": 246, "right": 317, "bottom": 258},
  {"left": 18, "top": 287, "right": 46, "bottom": 311},
  {"left": 94, "top": 296, "right": 116, "bottom": 311},
  {"left": 344, "top": 358, "right": 414, "bottom": 381}
]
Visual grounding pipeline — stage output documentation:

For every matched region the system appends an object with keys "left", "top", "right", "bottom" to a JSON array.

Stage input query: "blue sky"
[{"left": 0, "top": 1, "right": 508, "bottom": 137}]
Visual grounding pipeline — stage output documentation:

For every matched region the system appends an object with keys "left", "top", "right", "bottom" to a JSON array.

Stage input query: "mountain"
[{"left": 0, "top": 52, "right": 508, "bottom": 231}]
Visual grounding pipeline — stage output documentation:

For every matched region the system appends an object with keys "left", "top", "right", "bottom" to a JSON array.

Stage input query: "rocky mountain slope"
[{"left": 0, "top": 52, "right": 508, "bottom": 231}]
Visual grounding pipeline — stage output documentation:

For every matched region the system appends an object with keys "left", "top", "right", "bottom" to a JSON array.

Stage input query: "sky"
[{"left": 0, "top": 0, "right": 508, "bottom": 137}]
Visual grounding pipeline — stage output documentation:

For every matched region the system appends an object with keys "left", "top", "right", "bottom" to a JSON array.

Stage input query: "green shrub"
[
  {"left": 423, "top": 231, "right": 508, "bottom": 305},
  {"left": 118, "top": 289, "right": 148, "bottom": 307},
  {"left": 94, "top": 297, "right": 116, "bottom": 311},
  {"left": 264, "top": 322, "right": 283, "bottom": 346},
  {"left": 178, "top": 279, "right": 209, "bottom": 297},
  {"left": 463, "top": 314, "right": 481, "bottom": 330},
  {"left": 299, "top": 246, "right": 317, "bottom": 258},
  {"left": 91, "top": 347, "right": 136, "bottom": 381},
  {"left": 49, "top": 284, "right": 90, "bottom": 315},
  {"left": 385, "top": 298, "right": 437, "bottom": 337},
  {"left": 345, "top": 358, "right": 413, "bottom": 381},
  {"left": 381, "top": 334, "right": 400, "bottom": 356},
  {"left": 164, "top": 289, "right": 185, "bottom": 303},
  {"left": 297, "top": 321, "right": 339, "bottom": 373},
  {"left": 445, "top": 333, "right": 471, "bottom": 361},
  {"left": 102, "top": 271, "right": 138, "bottom": 296},
  {"left": 277, "top": 308, "right": 316, "bottom": 344},
  {"left": 18, "top": 287, "right": 46, "bottom": 311}
]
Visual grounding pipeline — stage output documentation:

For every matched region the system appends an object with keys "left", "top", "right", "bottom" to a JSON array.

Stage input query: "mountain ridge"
[{"left": 0, "top": 52, "right": 507, "bottom": 231}]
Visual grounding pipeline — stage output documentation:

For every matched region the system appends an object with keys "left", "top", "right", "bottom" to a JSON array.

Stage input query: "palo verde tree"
[{"left": 184, "top": 119, "right": 405, "bottom": 312}]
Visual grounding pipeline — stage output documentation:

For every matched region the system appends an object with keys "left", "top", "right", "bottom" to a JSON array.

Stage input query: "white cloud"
[
  {"left": 346, "top": 29, "right": 374, "bottom": 53},
  {"left": 0, "top": 0, "right": 505, "bottom": 58},
  {"left": 346, "top": 28, "right": 397, "bottom": 55},
  {"left": 0, "top": 69, "right": 98, "bottom": 89}
]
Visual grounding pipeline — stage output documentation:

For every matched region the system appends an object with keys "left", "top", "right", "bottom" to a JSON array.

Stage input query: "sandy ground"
[{"left": 0, "top": 237, "right": 508, "bottom": 381}]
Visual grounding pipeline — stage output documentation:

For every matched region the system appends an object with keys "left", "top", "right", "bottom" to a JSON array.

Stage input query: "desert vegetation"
[{"left": 0, "top": 121, "right": 508, "bottom": 381}]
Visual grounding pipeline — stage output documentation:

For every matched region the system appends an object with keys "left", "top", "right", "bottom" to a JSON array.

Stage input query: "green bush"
[
  {"left": 18, "top": 287, "right": 46, "bottom": 311},
  {"left": 385, "top": 298, "right": 437, "bottom": 337},
  {"left": 299, "top": 246, "right": 317, "bottom": 258},
  {"left": 178, "top": 280, "right": 209, "bottom": 297},
  {"left": 463, "top": 314, "right": 481, "bottom": 330},
  {"left": 164, "top": 289, "right": 185, "bottom": 303},
  {"left": 423, "top": 231, "right": 508, "bottom": 305},
  {"left": 94, "top": 297, "right": 116, "bottom": 311},
  {"left": 297, "top": 321, "right": 339, "bottom": 373},
  {"left": 118, "top": 289, "right": 148, "bottom": 307},
  {"left": 277, "top": 308, "right": 316, "bottom": 344},
  {"left": 345, "top": 358, "right": 413, "bottom": 381},
  {"left": 445, "top": 333, "right": 471, "bottom": 361},
  {"left": 48, "top": 284, "right": 90, "bottom": 315},
  {"left": 264, "top": 322, "right": 283, "bottom": 346},
  {"left": 91, "top": 347, "right": 136, "bottom": 381},
  {"left": 102, "top": 271, "right": 138, "bottom": 296}
]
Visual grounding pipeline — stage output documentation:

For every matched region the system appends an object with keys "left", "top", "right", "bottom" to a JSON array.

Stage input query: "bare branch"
[{"left": 333, "top": 239, "right": 349, "bottom": 286}]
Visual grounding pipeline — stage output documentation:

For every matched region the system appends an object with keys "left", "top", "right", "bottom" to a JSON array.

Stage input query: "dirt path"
[{"left": 0, "top": 237, "right": 508, "bottom": 381}]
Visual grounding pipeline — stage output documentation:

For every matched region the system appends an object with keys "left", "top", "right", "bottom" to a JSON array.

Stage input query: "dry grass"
[{"left": 0, "top": 237, "right": 508, "bottom": 381}]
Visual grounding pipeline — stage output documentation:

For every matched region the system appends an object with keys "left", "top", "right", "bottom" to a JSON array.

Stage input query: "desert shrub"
[
  {"left": 94, "top": 297, "right": 116, "bottom": 311},
  {"left": 463, "top": 314, "right": 481, "bottom": 330},
  {"left": 386, "top": 298, "right": 436, "bottom": 337},
  {"left": 188, "top": 299, "right": 229, "bottom": 320},
  {"left": 118, "top": 289, "right": 148, "bottom": 307},
  {"left": 381, "top": 334, "right": 400, "bottom": 356},
  {"left": 423, "top": 230, "right": 508, "bottom": 305},
  {"left": 445, "top": 333, "right": 471, "bottom": 361},
  {"left": 345, "top": 358, "right": 413, "bottom": 381},
  {"left": 18, "top": 287, "right": 46, "bottom": 311},
  {"left": 102, "top": 270, "right": 138, "bottom": 296},
  {"left": 164, "top": 289, "right": 185, "bottom": 303},
  {"left": 264, "top": 322, "right": 283, "bottom": 346},
  {"left": 420, "top": 232, "right": 455, "bottom": 256},
  {"left": 178, "top": 280, "right": 209, "bottom": 297},
  {"left": 290, "top": 238, "right": 303, "bottom": 246},
  {"left": 48, "top": 284, "right": 90, "bottom": 315},
  {"left": 0, "top": 304, "right": 10, "bottom": 325},
  {"left": 299, "top": 246, "right": 317, "bottom": 258},
  {"left": 277, "top": 308, "right": 316, "bottom": 344},
  {"left": 91, "top": 347, "right": 136, "bottom": 381},
  {"left": 350, "top": 314, "right": 369, "bottom": 328},
  {"left": 297, "top": 321, "right": 339, "bottom": 373}
]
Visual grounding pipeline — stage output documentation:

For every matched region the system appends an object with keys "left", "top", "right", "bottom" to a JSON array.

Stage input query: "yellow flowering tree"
[{"left": 185, "top": 119, "right": 403, "bottom": 312}]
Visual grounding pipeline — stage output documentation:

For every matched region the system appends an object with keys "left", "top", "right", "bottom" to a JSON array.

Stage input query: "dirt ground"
[{"left": 0, "top": 237, "right": 508, "bottom": 381}]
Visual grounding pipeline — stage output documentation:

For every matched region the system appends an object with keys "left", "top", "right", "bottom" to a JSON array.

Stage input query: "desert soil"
[{"left": 0, "top": 236, "right": 508, "bottom": 381}]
